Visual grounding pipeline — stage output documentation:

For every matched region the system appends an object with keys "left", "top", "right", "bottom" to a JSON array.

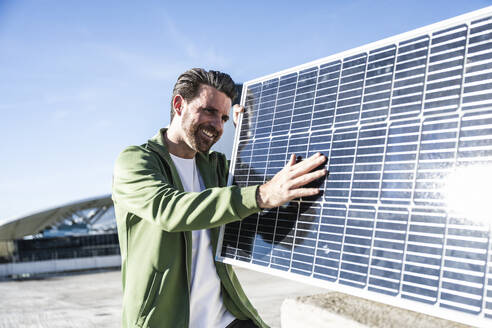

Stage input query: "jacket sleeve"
[{"left": 112, "top": 146, "right": 260, "bottom": 232}]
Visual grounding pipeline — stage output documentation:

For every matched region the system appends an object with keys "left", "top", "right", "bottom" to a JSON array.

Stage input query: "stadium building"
[{"left": 0, "top": 195, "right": 120, "bottom": 278}]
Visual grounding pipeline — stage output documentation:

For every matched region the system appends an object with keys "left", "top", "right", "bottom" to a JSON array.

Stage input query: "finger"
[
  {"left": 287, "top": 153, "right": 296, "bottom": 167},
  {"left": 288, "top": 168, "right": 327, "bottom": 189},
  {"left": 232, "top": 105, "right": 243, "bottom": 127},
  {"left": 233, "top": 104, "right": 244, "bottom": 113},
  {"left": 289, "top": 188, "right": 320, "bottom": 199},
  {"left": 291, "top": 153, "right": 327, "bottom": 177}
]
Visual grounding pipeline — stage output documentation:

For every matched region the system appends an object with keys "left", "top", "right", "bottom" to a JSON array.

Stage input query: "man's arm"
[
  {"left": 112, "top": 146, "right": 260, "bottom": 232},
  {"left": 113, "top": 145, "right": 326, "bottom": 233}
]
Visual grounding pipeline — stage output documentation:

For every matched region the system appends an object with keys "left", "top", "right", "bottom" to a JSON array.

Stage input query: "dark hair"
[{"left": 170, "top": 68, "right": 237, "bottom": 121}]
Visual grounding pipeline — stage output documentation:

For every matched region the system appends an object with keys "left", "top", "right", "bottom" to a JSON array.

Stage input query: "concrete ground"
[
  {"left": 281, "top": 293, "right": 473, "bottom": 328},
  {"left": 0, "top": 267, "right": 323, "bottom": 328},
  {"left": 234, "top": 267, "right": 324, "bottom": 327}
]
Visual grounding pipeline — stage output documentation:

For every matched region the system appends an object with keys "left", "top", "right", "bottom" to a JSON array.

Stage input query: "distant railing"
[{"left": 3, "top": 233, "right": 120, "bottom": 264}]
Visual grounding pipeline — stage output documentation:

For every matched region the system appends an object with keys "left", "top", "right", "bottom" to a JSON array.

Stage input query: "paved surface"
[
  {"left": 0, "top": 267, "right": 323, "bottom": 328},
  {"left": 234, "top": 267, "right": 324, "bottom": 327},
  {"left": 0, "top": 267, "right": 473, "bottom": 328},
  {"left": 281, "top": 293, "right": 472, "bottom": 328},
  {"left": 0, "top": 270, "right": 122, "bottom": 328}
]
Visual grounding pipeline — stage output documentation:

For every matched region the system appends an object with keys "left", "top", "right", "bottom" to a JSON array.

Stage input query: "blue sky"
[{"left": 0, "top": 0, "right": 490, "bottom": 221}]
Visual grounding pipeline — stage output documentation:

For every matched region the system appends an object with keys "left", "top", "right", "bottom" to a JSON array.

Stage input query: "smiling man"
[{"left": 112, "top": 68, "right": 327, "bottom": 328}]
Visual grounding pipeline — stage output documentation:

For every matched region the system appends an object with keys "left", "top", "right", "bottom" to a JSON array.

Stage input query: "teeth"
[{"left": 202, "top": 128, "right": 215, "bottom": 138}]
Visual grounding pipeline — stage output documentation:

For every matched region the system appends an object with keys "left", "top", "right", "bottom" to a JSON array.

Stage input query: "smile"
[{"left": 200, "top": 127, "right": 217, "bottom": 140}]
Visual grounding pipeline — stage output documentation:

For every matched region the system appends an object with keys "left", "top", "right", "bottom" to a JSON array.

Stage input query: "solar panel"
[{"left": 216, "top": 7, "right": 492, "bottom": 327}]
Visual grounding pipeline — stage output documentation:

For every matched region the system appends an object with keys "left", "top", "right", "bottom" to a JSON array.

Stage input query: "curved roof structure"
[{"left": 0, "top": 195, "right": 113, "bottom": 241}]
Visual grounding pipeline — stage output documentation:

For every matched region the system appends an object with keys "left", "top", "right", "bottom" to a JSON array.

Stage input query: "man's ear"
[{"left": 173, "top": 95, "right": 185, "bottom": 116}]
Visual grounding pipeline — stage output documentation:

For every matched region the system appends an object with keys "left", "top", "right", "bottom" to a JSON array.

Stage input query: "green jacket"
[{"left": 112, "top": 129, "right": 268, "bottom": 328}]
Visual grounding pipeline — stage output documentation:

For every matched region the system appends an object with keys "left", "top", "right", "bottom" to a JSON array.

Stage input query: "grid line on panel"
[
  {"left": 309, "top": 129, "right": 334, "bottom": 275},
  {"left": 312, "top": 201, "right": 324, "bottom": 277},
  {"left": 242, "top": 138, "right": 270, "bottom": 261},
  {"left": 339, "top": 206, "right": 372, "bottom": 288},
  {"left": 230, "top": 149, "right": 252, "bottom": 256},
  {"left": 292, "top": 67, "right": 318, "bottom": 134},
  {"left": 255, "top": 79, "right": 279, "bottom": 139},
  {"left": 241, "top": 80, "right": 278, "bottom": 261},
  {"left": 365, "top": 125, "right": 392, "bottom": 289},
  {"left": 437, "top": 213, "right": 451, "bottom": 309},
  {"left": 309, "top": 67, "right": 322, "bottom": 132},
  {"left": 403, "top": 208, "right": 447, "bottom": 304},
  {"left": 435, "top": 111, "right": 466, "bottom": 310},
  {"left": 419, "top": 35, "right": 432, "bottom": 119},
  {"left": 274, "top": 73, "right": 298, "bottom": 137},
  {"left": 319, "top": 129, "right": 335, "bottom": 198},
  {"left": 351, "top": 123, "right": 387, "bottom": 204},
  {"left": 483, "top": 223, "right": 492, "bottom": 318},
  {"left": 391, "top": 36, "right": 430, "bottom": 120},
  {"left": 241, "top": 83, "right": 262, "bottom": 142},
  {"left": 292, "top": 132, "right": 322, "bottom": 276},
  {"left": 283, "top": 131, "right": 311, "bottom": 272},
  {"left": 335, "top": 54, "right": 368, "bottom": 127},
  {"left": 374, "top": 207, "right": 409, "bottom": 295},
  {"left": 329, "top": 61, "right": 342, "bottom": 130},
  {"left": 464, "top": 17, "right": 492, "bottom": 112},
  {"left": 287, "top": 202, "right": 301, "bottom": 273},
  {"left": 376, "top": 125, "right": 392, "bottom": 202},
  {"left": 407, "top": 99, "right": 425, "bottom": 206},
  {"left": 424, "top": 25, "right": 467, "bottom": 117},
  {"left": 336, "top": 141, "right": 357, "bottom": 282},
  {"left": 289, "top": 71, "right": 302, "bottom": 134},
  {"left": 347, "top": 127, "right": 361, "bottom": 203},
  {"left": 320, "top": 60, "right": 342, "bottom": 128},
  {"left": 250, "top": 80, "right": 279, "bottom": 261},
  {"left": 269, "top": 134, "right": 296, "bottom": 271},
  {"left": 318, "top": 203, "right": 346, "bottom": 280},
  {"left": 264, "top": 139, "right": 286, "bottom": 268},
  {"left": 274, "top": 202, "right": 299, "bottom": 270},
  {"left": 357, "top": 53, "right": 371, "bottom": 124},
  {"left": 414, "top": 115, "right": 460, "bottom": 207},
  {"left": 362, "top": 45, "right": 397, "bottom": 125},
  {"left": 321, "top": 203, "right": 343, "bottom": 282},
  {"left": 230, "top": 83, "right": 263, "bottom": 259}
]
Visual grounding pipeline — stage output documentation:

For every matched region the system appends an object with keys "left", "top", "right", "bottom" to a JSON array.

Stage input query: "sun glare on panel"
[{"left": 444, "top": 165, "right": 492, "bottom": 224}]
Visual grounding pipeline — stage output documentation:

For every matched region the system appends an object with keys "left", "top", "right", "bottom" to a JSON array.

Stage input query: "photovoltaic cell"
[{"left": 217, "top": 8, "right": 492, "bottom": 327}]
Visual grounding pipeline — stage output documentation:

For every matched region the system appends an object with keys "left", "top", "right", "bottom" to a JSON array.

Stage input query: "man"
[{"left": 112, "top": 68, "right": 327, "bottom": 328}]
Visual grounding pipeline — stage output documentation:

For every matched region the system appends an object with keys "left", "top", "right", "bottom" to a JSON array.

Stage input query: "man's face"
[{"left": 179, "top": 84, "right": 231, "bottom": 153}]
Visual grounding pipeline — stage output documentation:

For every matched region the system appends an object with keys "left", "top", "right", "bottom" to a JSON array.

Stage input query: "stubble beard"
[{"left": 183, "top": 121, "right": 219, "bottom": 154}]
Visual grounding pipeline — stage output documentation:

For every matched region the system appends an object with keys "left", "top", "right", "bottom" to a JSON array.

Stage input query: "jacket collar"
[{"left": 147, "top": 128, "right": 216, "bottom": 190}]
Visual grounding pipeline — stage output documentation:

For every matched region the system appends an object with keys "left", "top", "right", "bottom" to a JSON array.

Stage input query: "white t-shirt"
[{"left": 169, "top": 153, "right": 235, "bottom": 328}]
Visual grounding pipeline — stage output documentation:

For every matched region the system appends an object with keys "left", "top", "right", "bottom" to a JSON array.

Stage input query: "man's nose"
[{"left": 210, "top": 116, "right": 223, "bottom": 134}]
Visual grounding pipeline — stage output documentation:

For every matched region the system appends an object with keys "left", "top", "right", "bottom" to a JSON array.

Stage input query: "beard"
[{"left": 182, "top": 121, "right": 220, "bottom": 153}]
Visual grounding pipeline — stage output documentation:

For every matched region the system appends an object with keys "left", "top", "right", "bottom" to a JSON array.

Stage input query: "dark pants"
[{"left": 225, "top": 319, "right": 259, "bottom": 328}]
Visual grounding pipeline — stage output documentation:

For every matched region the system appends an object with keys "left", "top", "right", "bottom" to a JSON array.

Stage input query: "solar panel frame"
[{"left": 216, "top": 6, "right": 492, "bottom": 327}]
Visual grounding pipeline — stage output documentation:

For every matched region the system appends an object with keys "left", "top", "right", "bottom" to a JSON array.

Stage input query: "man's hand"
[
  {"left": 257, "top": 153, "right": 327, "bottom": 209},
  {"left": 232, "top": 104, "right": 243, "bottom": 127}
]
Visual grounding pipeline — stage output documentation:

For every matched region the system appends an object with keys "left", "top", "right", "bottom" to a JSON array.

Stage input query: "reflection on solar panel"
[{"left": 216, "top": 7, "right": 492, "bottom": 327}]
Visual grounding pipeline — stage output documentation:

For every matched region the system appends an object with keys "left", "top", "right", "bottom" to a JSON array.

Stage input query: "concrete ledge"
[{"left": 281, "top": 292, "right": 471, "bottom": 328}]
